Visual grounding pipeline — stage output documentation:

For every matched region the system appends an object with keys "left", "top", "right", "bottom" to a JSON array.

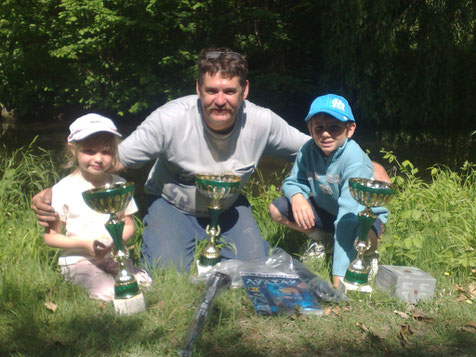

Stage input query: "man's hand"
[
  {"left": 31, "top": 188, "right": 58, "bottom": 227},
  {"left": 291, "top": 194, "right": 315, "bottom": 230}
]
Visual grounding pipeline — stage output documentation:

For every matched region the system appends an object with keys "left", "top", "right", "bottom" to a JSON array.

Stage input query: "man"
[{"left": 33, "top": 48, "right": 389, "bottom": 271}]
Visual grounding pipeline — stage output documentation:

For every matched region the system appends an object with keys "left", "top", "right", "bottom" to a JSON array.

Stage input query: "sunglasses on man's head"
[{"left": 205, "top": 50, "right": 242, "bottom": 60}]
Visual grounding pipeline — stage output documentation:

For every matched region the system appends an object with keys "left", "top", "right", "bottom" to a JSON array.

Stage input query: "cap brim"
[
  {"left": 305, "top": 109, "right": 352, "bottom": 122},
  {"left": 68, "top": 129, "right": 122, "bottom": 142}
]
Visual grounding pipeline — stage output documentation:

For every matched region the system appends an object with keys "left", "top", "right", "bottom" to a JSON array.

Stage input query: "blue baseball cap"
[{"left": 304, "top": 94, "right": 355, "bottom": 123}]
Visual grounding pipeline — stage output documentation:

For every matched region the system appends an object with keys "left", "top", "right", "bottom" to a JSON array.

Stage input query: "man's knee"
[{"left": 372, "top": 161, "right": 390, "bottom": 183}]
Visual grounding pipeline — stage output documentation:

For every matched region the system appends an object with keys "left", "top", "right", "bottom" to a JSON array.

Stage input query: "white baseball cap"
[{"left": 68, "top": 113, "right": 122, "bottom": 142}]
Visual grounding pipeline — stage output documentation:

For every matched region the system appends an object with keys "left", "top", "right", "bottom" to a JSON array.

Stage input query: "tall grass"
[
  {"left": 0, "top": 138, "right": 61, "bottom": 265},
  {"left": 1, "top": 142, "right": 475, "bottom": 356}
]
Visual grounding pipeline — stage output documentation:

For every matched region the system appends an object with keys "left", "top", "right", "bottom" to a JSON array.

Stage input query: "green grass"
[{"left": 1, "top": 142, "right": 475, "bottom": 356}]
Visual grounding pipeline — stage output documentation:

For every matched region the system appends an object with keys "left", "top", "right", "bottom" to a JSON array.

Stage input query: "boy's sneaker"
[{"left": 302, "top": 241, "right": 326, "bottom": 260}]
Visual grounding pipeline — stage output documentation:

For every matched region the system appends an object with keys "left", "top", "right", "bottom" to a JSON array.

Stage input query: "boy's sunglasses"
[
  {"left": 311, "top": 123, "right": 347, "bottom": 136},
  {"left": 205, "top": 50, "right": 242, "bottom": 60}
]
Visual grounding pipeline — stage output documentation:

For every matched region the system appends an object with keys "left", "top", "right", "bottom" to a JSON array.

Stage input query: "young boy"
[{"left": 269, "top": 94, "right": 388, "bottom": 288}]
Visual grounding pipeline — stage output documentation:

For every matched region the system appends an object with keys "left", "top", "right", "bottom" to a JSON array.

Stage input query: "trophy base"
[
  {"left": 114, "top": 279, "right": 140, "bottom": 299},
  {"left": 113, "top": 292, "right": 146, "bottom": 315},
  {"left": 196, "top": 260, "right": 216, "bottom": 276},
  {"left": 199, "top": 255, "right": 221, "bottom": 267},
  {"left": 344, "top": 269, "right": 369, "bottom": 285},
  {"left": 342, "top": 281, "right": 373, "bottom": 293}
]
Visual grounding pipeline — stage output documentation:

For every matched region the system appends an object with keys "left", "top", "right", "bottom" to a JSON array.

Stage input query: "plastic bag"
[{"left": 192, "top": 248, "right": 348, "bottom": 303}]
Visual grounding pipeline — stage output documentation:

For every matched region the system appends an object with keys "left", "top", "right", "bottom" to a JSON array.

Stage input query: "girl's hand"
[
  {"left": 90, "top": 240, "right": 112, "bottom": 258},
  {"left": 291, "top": 194, "right": 315, "bottom": 230}
]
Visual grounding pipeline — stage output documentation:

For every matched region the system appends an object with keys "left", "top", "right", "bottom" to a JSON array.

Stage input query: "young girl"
[{"left": 44, "top": 113, "right": 151, "bottom": 302}]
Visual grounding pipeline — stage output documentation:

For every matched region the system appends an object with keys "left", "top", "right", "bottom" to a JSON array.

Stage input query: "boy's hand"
[
  {"left": 31, "top": 188, "right": 58, "bottom": 227},
  {"left": 291, "top": 194, "right": 315, "bottom": 230}
]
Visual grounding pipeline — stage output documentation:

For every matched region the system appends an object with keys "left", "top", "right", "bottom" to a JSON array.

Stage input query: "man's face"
[{"left": 196, "top": 72, "right": 249, "bottom": 132}]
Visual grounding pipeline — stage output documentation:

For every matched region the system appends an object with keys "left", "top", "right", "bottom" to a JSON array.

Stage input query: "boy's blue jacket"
[{"left": 282, "top": 138, "right": 388, "bottom": 276}]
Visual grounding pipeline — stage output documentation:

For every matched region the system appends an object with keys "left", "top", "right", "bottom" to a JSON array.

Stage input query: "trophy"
[
  {"left": 343, "top": 178, "right": 396, "bottom": 291},
  {"left": 195, "top": 174, "right": 241, "bottom": 275},
  {"left": 82, "top": 182, "right": 146, "bottom": 314}
]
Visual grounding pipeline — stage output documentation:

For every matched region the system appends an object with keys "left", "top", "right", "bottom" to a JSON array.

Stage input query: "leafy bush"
[
  {"left": 1, "top": 0, "right": 473, "bottom": 132},
  {"left": 379, "top": 150, "right": 475, "bottom": 278}
]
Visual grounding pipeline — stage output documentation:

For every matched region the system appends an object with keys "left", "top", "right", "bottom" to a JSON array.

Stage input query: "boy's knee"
[{"left": 268, "top": 203, "right": 284, "bottom": 223}]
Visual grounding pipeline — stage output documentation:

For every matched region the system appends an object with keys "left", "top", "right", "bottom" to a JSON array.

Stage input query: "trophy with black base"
[
  {"left": 82, "top": 182, "right": 146, "bottom": 315},
  {"left": 343, "top": 178, "right": 396, "bottom": 292},
  {"left": 195, "top": 174, "right": 241, "bottom": 275}
]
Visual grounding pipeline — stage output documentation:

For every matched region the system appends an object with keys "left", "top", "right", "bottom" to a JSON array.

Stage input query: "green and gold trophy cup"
[
  {"left": 343, "top": 178, "right": 396, "bottom": 291},
  {"left": 82, "top": 182, "right": 146, "bottom": 314},
  {"left": 195, "top": 174, "right": 241, "bottom": 275}
]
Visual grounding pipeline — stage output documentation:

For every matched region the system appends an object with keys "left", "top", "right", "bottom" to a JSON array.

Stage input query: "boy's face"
[{"left": 308, "top": 113, "right": 356, "bottom": 156}]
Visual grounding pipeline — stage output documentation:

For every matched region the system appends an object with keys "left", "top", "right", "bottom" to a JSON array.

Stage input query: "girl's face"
[
  {"left": 308, "top": 113, "right": 356, "bottom": 156},
  {"left": 74, "top": 144, "right": 113, "bottom": 183}
]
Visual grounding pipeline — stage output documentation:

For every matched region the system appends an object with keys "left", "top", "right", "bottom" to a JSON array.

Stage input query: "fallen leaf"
[
  {"left": 412, "top": 312, "right": 434, "bottom": 323},
  {"left": 459, "top": 322, "right": 476, "bottom": 333},
  {"left": 394, "top": 310, "right": 410, "bottom": 319},
  {"left": 331, "top": 307, "right": 341, "bottom": 317},
  {"left": 400, "top": 324, "right": 413, "bottom": 335},
  {"left": 323, "top": 307, "right": 332, "bottom": 316},
  {"left": 150, "top": 301, "right": 166, "bottom": 310},
  {"left": 44, "top": 301, "right": 57, "bottom": 313},
  {"left": 357, "top": 322, "right": 369, "bottom": 332},
  {"left": 299, "top": 314, "right": 308, "bottom": 321},
  {"left": 399, "top": 324, "right": 413, "bottom": 347},
  {"left": 342, "top": 306, "right": 353, "bottom": 312},
  {"left": 468, "top": 284, "right": 476, "bottom": 299},
  {"left": 368, "top": 327, "right": 385, "bottom": 341},
  {"left": 466, "top": 321, "right": 476, "bottom": 329},
  {"left": 97, "top": 301, "right": 106, "bottom": 310}
]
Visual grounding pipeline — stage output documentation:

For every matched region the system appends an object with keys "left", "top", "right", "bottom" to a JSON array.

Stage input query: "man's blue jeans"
[{"left": 141, "top": 195, "right": 269, "bottom": 271}]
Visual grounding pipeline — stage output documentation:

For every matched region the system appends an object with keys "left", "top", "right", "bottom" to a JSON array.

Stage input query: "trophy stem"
[
  {"left": 198, "top": 225, "right": 221, "bottom": 269},
  {"left": 357, "top": 209, "right": 376, "bottom": 243},
  {"left": 208, "top": 204, "right": 222, "bottom": 231},
  {"left": 105, "top": 218, "right": 124, "bottom": 251}
]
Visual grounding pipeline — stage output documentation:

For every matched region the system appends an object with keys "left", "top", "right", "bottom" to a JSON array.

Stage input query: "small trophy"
[
  {"left": 343, "top": 178, "right": 396, "bottom": 291},
  {"left": 195, "top": 174, "right": 241, "bottom": 275},
  {"left": 82, "top": 182, "right": 146, "bottom": 314}
]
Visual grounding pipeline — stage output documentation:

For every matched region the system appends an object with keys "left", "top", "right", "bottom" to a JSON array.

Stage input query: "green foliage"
[
  {"left": 1, "top": 0, "right": 473, "bottom": 131},
  {"left": 379, "top": 151, "right": 475, "bottom": 278},
  {"left": 316, "top": 0, "right": 475, "bottom": 130}
]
